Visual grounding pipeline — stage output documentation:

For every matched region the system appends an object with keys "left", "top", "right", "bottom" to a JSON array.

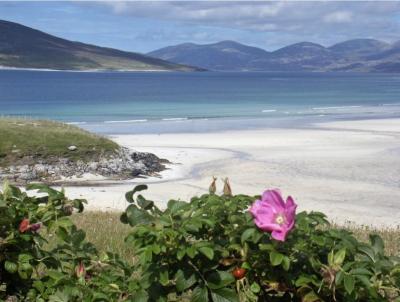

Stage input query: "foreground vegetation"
[
  {"left": 1, "top": 183, "right": 399, "bottom": 301},
  {"left": 0, "top": 118, "right": 119, "bottom": 166},
  {"left": 72, "top": 212, "right": 400, "bottom": 261}
]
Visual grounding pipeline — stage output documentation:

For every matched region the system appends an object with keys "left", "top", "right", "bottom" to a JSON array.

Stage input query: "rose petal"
[
  {"left": 271, "top": 229, "right": 288, "bottom": 241},
  {"left": 262, "top": 190, "right": 285, "bottom": 211}
]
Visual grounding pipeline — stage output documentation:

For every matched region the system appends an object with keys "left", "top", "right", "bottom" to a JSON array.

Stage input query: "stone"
[{"left": 68, "top": 145, "right": 77, "bottom": 151}]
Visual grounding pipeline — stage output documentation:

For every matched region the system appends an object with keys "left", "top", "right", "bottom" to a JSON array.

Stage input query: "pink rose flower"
[{"left": 250, "top": 189, "right": 297, "bottom": 241}]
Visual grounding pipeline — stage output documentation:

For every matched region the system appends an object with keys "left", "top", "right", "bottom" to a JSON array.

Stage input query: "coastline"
[
  {"left": 61, "top": 117, "right": 400, "bottom": 227},
  {"left": 0, "top": 66, "right": 177, "bottom": 72}
]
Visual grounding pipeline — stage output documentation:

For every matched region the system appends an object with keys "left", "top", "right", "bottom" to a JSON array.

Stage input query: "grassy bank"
[
  {"left": 0, "top": 118, "right": 119, "bottom": 166},
  {"left": 72, "top": 211, "right": 400, "bottom": 259}
]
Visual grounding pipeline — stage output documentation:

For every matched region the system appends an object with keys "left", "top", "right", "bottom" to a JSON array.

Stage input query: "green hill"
[{"left": 0, "top": 20, "right": 201, "bottom": 71}]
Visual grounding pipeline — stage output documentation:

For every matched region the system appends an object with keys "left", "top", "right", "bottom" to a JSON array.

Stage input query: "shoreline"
[{"left": 60, "top": 117, "right": 400, "bottom": 227}]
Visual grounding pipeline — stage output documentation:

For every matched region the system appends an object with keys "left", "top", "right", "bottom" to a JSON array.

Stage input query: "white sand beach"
[{"left": 63, "top": 118, "right": 400, "bottom": 226}]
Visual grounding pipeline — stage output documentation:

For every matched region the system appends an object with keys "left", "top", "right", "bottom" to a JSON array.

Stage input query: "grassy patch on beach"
[
  {"left": 0, "top": 118, "right": 119, "bottom": 166},
  {"left": 72, "top": 211, "right": 400, "bottom": 259},
  {"left": 71, "top": 211, "right": 136, "bottom": 263}
]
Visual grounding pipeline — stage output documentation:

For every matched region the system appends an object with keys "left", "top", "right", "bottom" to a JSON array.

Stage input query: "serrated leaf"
[
  {"left": 175, "top": 269, "right": 196, "bottom": 292},
  {"left": 192, "top": 286, "right": 209, "bottom": 302},
  {"left": 159, "top": 269, "right": 169, "bottom": 286},
  {"left": 4, "top": 261, "right": 17, "bottom": 273}
]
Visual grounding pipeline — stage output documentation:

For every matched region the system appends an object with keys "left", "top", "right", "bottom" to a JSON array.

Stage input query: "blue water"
[{"left": 1, "top": 70, "right": 400, "bottom": 134}]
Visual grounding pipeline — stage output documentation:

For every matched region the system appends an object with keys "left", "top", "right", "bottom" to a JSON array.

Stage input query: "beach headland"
[{"left": 60, "top": 117, "right": 400, "bottom": 227}]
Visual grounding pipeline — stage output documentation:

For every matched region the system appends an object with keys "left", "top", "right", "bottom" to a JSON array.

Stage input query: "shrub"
[
  {"left": 1, "top": 182, "right": 399, "bottom": 301},
  {"left": 121, "top": 185, "right": 400, "bottom": 301}
]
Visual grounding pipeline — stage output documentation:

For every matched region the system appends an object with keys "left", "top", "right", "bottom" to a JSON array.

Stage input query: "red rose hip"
[{"left": 232, "top": 267, "right": 247, "bottom": 279}]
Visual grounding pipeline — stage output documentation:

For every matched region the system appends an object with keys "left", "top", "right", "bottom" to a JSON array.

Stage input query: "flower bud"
[
  {"left": 75, "top": 262, "right": 86, "bottom": 278},
  {"left": 223, "top": 178, "right": 232, "bottom": 196},
  {"left": 19, "top": 218, "right": 30, "bottom": 233},
  {"left": 209, "top": 176, "right": 217, "bottom": 194},
  {"left": 30, "top": 223, "right": 42, "bottom": 233}
]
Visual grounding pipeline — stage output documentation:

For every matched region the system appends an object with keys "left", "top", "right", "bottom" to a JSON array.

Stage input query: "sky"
[{"left": 0, "top": 1, "right": 399, "bottom": 53}]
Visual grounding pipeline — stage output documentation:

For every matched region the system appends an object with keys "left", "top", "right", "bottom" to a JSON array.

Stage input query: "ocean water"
[{"left": 1, "top": 70, "right": 400, "bottom": 134}]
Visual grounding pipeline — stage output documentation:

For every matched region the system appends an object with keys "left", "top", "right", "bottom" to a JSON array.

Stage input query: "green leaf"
[
  {"left": 192, "top": 286, "right": 209, "bottom": 302},
  {"left": 131, "top": 290, "right": 149, "bottom": 302},
  {"left": 18, "top": 253, "right": 33, "bottom": 263},
  {"left": 71, "top": 229, "right": 86, "bottom": 247},
  {"left": 358, "top": 245, "right": 376, "bottom": 262},
  {"left": 241, "top": 228, "right": 256, "bottom": 244},
  {"left": 207, "top": 271, "right": 235, "bottom": 290},
  {"left": 282, "top": 256, "right": 290, "bottom": 271},
  {"left": 302, "top": 291, "right": 320, "bottom": 302},
  {"left": 370, "top": 234, "right": 385, "bottom": 255},
  {"left": 250, "top": 282, "right": 261, "bottom": 293},
  {"left": 125, "top": 184, "right": 148, "bottom": 203},
  {"left": 350, "top": 268, "right": 372, "bottom": 276},
  {"left": 137, "top": 195, "right": 154, "bottom": 210},
  {"left": 159, "top": 269, "right": 169, "bottom": 286},
  {"left": 4, "top": 261, "right": 17, "bottom": 273},
  {"left": 355, "top": 275, "right": 371, "bottom": 288},
  {"left": 175, "top": 269, "right": 197, "bottom": 292},
  {"left": 186, "top": 246, "right": 197, "bottom": 258},
  {"left": 167, "top": 200, "right": 188, "bottom": 214},
  {"left": 344, "top": 274, "right": 355, "bottom": 294},
  {"left": 177, "top": 249, "right": 186, "bottom": 260},
  {"left": 199, "top": 246, "right": 214, "bottom": 260},
  {"left": 334, "top": 248, "right": 346, "bottom": 266},
  {"left": 270, "top": 251, "right": 284, "bottom": 266},
  {"left": 125, "top": 204, "right": 153, "bottom": 226},
  {"left": 210, "top": 288, "right": 238, "bottom": 302}
]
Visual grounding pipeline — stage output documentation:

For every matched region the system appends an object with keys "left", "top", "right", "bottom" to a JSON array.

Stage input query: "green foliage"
[
  {"left": 121, "top": 186, "right": 400, "bottom": 302},
  {"left": 0, "top": 118, "right": 119, "bottom": 167},
  {"left": 1, "top": 183, "right": 399, "bottom": 301}
]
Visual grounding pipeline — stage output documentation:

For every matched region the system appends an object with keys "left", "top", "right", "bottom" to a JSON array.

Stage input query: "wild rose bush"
[
  {"left": 1, "top": 183, "right": 400, "bottom": 301},
  {"left": 121, "top": 185, "right": 400, "bottom": 302},
  {"left": 0, "top": 183, "right": 134, "bottom": 301}
]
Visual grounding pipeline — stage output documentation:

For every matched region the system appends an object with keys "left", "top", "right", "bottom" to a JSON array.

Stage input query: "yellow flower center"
[{"left": 275, "top": 214, "right": 285, "bottom": 225}]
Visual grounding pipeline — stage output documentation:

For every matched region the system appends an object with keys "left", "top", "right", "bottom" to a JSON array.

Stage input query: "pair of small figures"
[{"left": 209, "top": 176, "right": 232, "bottom": 196}]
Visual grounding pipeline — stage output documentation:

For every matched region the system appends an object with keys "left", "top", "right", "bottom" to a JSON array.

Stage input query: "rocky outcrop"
[{"left": 0, "top": 147, "right": 169, "bottom": 184}]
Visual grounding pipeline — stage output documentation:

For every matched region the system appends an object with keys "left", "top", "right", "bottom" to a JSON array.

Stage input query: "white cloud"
[
  {"left": 97, "top": 1, "right": 400, "bottom": 48},
  {"left": 323, "top": 11, "right": 353, "bottom": 24}
]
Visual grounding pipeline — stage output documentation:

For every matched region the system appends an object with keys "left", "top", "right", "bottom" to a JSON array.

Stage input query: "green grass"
[
  {"left": 71, "top": 212, "right": 136, "bottom": 263},
  {"left": 0, "top": 118, "right": 119, "bottom": 166},
  {"left": 71, "top": 212, "right": 400, "bottom": 261}
]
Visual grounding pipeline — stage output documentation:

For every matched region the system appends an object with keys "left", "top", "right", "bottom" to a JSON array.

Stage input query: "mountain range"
[
  {"left": 0, "top": 20, "right": 200, "bottom": 71},
  {"left": 2, "top": 19, "right": 400, "bottom": 73},
  {"left": 148, "top": 39, "right": 400, "bottom": 72}
]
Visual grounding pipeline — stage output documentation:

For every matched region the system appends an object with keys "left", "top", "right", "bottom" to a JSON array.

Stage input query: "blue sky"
[{"left": 0, "top": 1, "right": 399, "bottom": 53}]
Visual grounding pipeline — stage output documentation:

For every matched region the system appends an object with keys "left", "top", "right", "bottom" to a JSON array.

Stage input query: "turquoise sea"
[{"left": 1, "top": 70, "right": 400, "bottom": 134}]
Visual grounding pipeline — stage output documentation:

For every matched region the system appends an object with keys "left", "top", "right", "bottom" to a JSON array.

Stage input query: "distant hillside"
[
  {"left": 148, "top": 38, "right": 400, "bottom": 72},
  {"left": 148, "top": 40, "right": 269, "bottom": 71},
  {"left": 0, "top": 20, "right": 201, "bottom": 71}
]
